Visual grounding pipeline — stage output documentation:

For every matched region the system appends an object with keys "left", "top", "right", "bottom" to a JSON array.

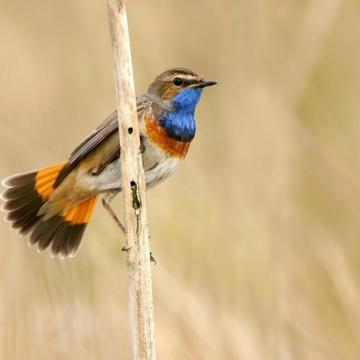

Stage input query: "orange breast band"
[{"left": 145, "top": 115, "right": 190, "bottom": 159}]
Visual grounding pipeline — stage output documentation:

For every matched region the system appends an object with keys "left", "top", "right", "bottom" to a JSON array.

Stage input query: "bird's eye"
[{"left": 173, "top": 77, "right": 183, "bottom": 86}]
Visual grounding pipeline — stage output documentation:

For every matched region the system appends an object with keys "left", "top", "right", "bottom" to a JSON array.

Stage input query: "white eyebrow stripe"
[
  {"left": 177, "top": 74, "right": 197, "bottom": 80},
  {"left": 165, "top": 73, "right": 201, "bottom": 82}
]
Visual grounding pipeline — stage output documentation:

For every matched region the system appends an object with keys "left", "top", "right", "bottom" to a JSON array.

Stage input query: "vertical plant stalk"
[{"left": 106, "top": 1, "right": 156, "bottom": 359}]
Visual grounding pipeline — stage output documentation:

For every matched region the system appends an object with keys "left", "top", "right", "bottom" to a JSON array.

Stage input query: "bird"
[{"left": 1, "top": 67, "right": 216, "bottom": 257}]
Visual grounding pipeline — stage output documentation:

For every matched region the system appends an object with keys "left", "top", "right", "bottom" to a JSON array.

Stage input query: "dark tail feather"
[
  {"left": 1, "top": 170, "right": 45, "bottom": 235},
  {"left": 28, "top": 214, "right": 88, "bottom": 257},
  {"left": 1, "top": 163, "right": 97, "bottom": 257}
]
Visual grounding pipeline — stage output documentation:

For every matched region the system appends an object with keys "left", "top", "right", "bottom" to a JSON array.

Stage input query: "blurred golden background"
[{"left": 1, "top": 0, "right": 360, "bottom": 359}]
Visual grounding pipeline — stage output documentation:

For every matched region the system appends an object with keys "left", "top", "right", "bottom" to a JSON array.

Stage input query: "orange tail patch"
[
  {"left": 35, "top": 163, "right": 66, "bottom": 200},
  {"left": 64, "top": 197, "right": 98, "bottom": 225}
]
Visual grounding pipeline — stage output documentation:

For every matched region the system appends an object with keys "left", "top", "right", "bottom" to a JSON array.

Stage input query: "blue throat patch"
[{"left": 159, "top": 88, "right": 203, "bottom": 142}]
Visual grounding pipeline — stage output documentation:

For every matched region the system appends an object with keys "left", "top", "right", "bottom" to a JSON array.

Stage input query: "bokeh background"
[{"left": 1, "top": 0, "right": 360, "bottom": 359}]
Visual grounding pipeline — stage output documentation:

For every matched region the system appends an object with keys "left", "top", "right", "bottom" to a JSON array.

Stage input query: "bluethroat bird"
[{"left": 1, "top": 68, "right": 216, "bottom": 257}]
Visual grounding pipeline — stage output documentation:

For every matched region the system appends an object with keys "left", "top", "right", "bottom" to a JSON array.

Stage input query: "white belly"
[{"left": 144, "top": 156, "right": 180, "bottom": 188}]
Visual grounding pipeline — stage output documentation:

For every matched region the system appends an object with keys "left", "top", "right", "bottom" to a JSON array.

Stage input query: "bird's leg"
[
  {"left": 102, "top": 192, "right": 155, "bottom": 263},
  {"left": 102, "top": 192, "right": 125, "bottom": 234}
]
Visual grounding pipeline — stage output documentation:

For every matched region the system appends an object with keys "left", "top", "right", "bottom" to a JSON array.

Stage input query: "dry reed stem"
[{"left": 106, "top": 1, "right": 156, "bottom": 359}]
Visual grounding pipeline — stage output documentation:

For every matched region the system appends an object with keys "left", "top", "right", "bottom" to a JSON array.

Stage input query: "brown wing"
[{"left": 54, "top": 97, "right": 151, "bottom": 187}]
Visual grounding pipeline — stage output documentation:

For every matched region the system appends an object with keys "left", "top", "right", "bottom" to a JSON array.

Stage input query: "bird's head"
[{"left": 148, "top": 67, "right": 217, "bottom": 113}]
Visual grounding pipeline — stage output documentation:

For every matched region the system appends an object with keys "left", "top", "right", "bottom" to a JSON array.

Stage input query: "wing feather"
[{"left": 54, "top": 97, "right": 151, "bottom": 187}]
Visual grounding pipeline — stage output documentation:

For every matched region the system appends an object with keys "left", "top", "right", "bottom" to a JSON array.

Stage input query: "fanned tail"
[{"left": 1, "top": 163, "right": 97, "bottom": 257}]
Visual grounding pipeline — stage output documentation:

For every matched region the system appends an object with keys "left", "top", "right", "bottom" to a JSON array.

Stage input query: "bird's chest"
[
  {"left": 142, "top": 112, "right": 192, "bottom": 159},
  {"left": 140, "top": 111, "right": 194, "bottom": 187},
  {"left": 141, "top": 131, "right": 181, "bottom": 188}
]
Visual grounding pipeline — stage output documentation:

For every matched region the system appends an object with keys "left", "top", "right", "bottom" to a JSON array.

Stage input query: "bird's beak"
[{"left": 196, "top": 80, "right": 217, "bottom": 88}]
